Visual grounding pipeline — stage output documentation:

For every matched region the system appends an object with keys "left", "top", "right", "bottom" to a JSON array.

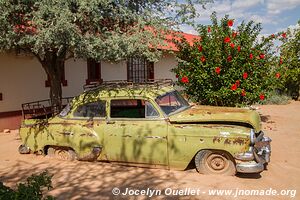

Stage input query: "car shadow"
[{"left": 236, "top": 173, "right": 262, "bottom": 179}]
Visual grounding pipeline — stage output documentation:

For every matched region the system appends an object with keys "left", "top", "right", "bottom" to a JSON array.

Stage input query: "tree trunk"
[
  {"left": 40, "top": 52, "right": 64, "bottom": 111},
  {"left": 49, "top": 68, "right": 62, "bottom": 112}
]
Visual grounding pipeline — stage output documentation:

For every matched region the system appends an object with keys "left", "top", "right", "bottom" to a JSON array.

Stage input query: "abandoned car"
[{"left": 19, "top": 80, "right": 271, "bottom": 175}]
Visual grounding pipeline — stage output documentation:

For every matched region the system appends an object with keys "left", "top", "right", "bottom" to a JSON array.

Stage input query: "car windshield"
[{"left": 155, "top": 90, "right": 190, "bottom": 116}]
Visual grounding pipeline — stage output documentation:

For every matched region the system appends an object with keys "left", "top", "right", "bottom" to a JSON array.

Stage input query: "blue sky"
[{"left": 181, "top": 0, "right": 300, "bottom": 36}]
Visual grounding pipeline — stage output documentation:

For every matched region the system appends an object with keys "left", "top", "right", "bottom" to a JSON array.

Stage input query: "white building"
[{"left": 0, "top": 32, "right": 198, "bottom": 131}]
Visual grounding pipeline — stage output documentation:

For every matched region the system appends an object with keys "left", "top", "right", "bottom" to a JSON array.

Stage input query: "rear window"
[{"left": 73, "top": 101, "right": 106, "bottom": 118}]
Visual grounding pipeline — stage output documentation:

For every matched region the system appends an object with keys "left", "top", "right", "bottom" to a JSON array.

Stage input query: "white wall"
[
  {"left": 0, "top": 53, "right": 48, "bottom": 112},
  {"left": 0, "top": 53, "right": 178, "bottom": 112},
  {"left": 63, "top": 58, "right": 86, "bottom": 97},
  {"left": 154, "top": 53, "right": 177, "bottom": 81},
  {"left": 0, "top": 54, "right": 88, "bottom": 112},
  {"left": 101, "top": 60, "right": 127, "bottom": 81}
]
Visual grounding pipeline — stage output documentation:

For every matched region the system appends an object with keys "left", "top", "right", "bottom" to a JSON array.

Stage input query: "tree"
[
  {"left": 0, "top": 0, "right": 211, "bottom": 109},
  {"left": 277, "top": 21, "right": 300, "bottom": 100},
  {"left": 173, "top": 12, "right": 279, "bottom": 106}
]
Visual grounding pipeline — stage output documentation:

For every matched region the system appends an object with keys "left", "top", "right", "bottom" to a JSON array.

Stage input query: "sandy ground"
[{"left": 0, "top": 101, "right": 300, "bottom": 200}]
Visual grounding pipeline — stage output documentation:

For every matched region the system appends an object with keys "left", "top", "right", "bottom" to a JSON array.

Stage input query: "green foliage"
[
  {"left": 173, "top": 12, "right": 280, "bottom": 106},
  {"left": 0, "top": 0, "right": 211, "bottom": 62},
  {"left": 0, "top": 171, "right": 54, "bottom": 200},
  {"left": 277, "top": 21, "right": 300, "bottom": 100}
]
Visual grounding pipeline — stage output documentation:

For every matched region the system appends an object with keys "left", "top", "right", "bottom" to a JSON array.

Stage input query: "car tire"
[
  {"left": 47, "top": 146, "right": 77, "bottom": 161},
  {"left": 195, "top": 150, "right": 236, "bottom": 176}
]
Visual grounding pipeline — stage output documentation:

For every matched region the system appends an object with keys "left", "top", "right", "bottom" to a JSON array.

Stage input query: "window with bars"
[
  {"left": 127, "top": 57, "right": 154, "bottom": 83},
  {"left": 86, "top": 59, "right": 102, "bottom": 85}
]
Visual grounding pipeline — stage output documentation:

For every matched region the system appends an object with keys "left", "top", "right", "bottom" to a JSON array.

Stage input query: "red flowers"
[
  {"left": 230, "top": 43, "right": 235, "bottom": 48},
  {"left": 237, "top": 45, "right": 241, "bottom": 52},
  {"left": 231, "top": 80, "right": 241, "bottom": 91},
  {"left": 215, "top": 67, "right": 221, "bottom": 74},
  {"left": 259, "top": 94, "right": 265, "bottom": 100},
  {"left": 249, "top": 53, "right": 253, "bottom": 59},
  {"left": 200, "top": 56, "right": 206, "bottom": 62},
  {"left": 275, "top": 72, "right": 281, "bottom": 79},
  {"left": 282, "top": 32, "right": 286, "bottom": 38},
  {"left": 259, "top": 53, "right": 265, "bottom": 59},
  {"left": 181, "top": 76, "right": 189, "bottom": 83},
  {"left": 271, "top": 34, "right": 275, "bottom": 38},
  {"left": 243, "top": 72, "right": 248, "bottom": 79},
  {"left": 224, "top": 37, "right": 231, "bottom": 43},
  {"left": 241, "top": 89, "right": 246, "bottom": 96},
  {"left": 231, "top": 83, "right": 237, "bottom": 91},
  {"left": 227, "top": 20, "right": 234, "bottom": 27},
  {"left": 227, "top": 55, "right": 232, "bottom": 62},
  {"left": 208, "top": 26, "right": 211, "bottom": 33},
  {"left": 175, "top": 74, "right": 179, "bottom": 78},
  {"left": 198, "top": 45, "right": 203, "bottom": 52}
]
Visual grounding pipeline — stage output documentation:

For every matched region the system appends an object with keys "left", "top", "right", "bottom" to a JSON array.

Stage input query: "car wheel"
[
  {"left": 47, "top": 147, "right": 77, "bottom": 161},
  {"left": 195, "top": 150, "right": 236, "bottom": 176}
]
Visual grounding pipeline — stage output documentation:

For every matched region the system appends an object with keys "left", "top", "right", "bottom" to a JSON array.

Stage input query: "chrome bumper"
[
  {"left": 236, "top": 161, "right": 264, "bottom": 173},
  {"left": 235, "top": 131, "right": 271, "bottom": 173}
]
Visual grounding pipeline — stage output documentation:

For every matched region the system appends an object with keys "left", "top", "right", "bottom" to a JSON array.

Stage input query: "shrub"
[
  {"left": 277, "top": 21, "right": 300, "bottom": 100},
  {"left": 0, "top": 171, "right": 54, "bottom": 200},
  {"left": 260, "top": 91, "right": 291, "bottom": 105},
  {"left": 173, "top": 12, "right": 280, "bottom": 106}
]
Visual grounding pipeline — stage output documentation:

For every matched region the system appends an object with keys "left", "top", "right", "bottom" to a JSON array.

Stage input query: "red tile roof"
[
  {"left": 144, "top": 26, "right": 200, "bottom": 51},
  {"left": 160, "top": 31, "right": 200, "bottom": 51}
]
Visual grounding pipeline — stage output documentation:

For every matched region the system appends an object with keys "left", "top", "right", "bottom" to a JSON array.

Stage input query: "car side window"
[
  {"left": 73, "top": 101, "right": 106, "bottom": 118},
  {"left": 110, "top": 99, "right": 159, "bottom": 119},
  {"left": 110, "top": 99, "right": 145, "bottom": 118},
  {"left": 145, "top": 101, "right": 159, "bottom": 118}
]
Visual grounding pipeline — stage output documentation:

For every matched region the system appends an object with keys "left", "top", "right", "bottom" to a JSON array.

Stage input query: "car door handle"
[
  {"left": 106, "top": 121, "right": 115, "bottom": 124},
  {"left": 144, "top": 136, "right": 167, "bottom": 140}
]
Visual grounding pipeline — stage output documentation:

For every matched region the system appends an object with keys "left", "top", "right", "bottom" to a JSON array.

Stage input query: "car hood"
[{"left": 169, "top": 105, "right": 261, "bottom": 132}]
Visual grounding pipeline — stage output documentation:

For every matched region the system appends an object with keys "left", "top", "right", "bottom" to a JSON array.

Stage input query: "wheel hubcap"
[{"left": 207, "top": 154, "right": 228, "bottom": 171}]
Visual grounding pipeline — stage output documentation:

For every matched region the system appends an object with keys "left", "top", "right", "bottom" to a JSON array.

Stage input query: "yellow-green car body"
[{"left": 19, "top": 83, "right": 271, "bottom": 175}]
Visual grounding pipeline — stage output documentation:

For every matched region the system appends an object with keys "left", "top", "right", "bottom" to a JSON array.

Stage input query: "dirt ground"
[{"left": 0, "top": 101, "right": 300, "bottom": 200}]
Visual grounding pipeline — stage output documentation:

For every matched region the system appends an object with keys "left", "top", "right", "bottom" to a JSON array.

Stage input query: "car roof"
[{"left": 75, "top": 80, "right": 176, "bottom": 103}]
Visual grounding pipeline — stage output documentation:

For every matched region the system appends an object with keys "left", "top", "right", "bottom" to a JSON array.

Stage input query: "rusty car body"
[{"left": 19, "top": 80, "right": 271, "bottom": 175}]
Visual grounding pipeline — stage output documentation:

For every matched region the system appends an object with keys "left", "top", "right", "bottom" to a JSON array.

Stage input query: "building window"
[
  {"left": 86, "top": 59, "right": 102, "bottom": 85},
  {"left": 0, "top": 93, "right": 2, "bottom": 101},
  {"left": 127, "top": 57, "right": 154, "bottom": 83},
  {"left": 45, "top": 62, "right": 68, "bottom": 87}
]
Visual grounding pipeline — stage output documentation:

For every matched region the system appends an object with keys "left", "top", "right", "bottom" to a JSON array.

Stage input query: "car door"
[
  {"left": 50, "top": 100, "right": 107, "bottom": 159},
  {"left": 103, "top": 98, "right": 168, "bottom": 166}
]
